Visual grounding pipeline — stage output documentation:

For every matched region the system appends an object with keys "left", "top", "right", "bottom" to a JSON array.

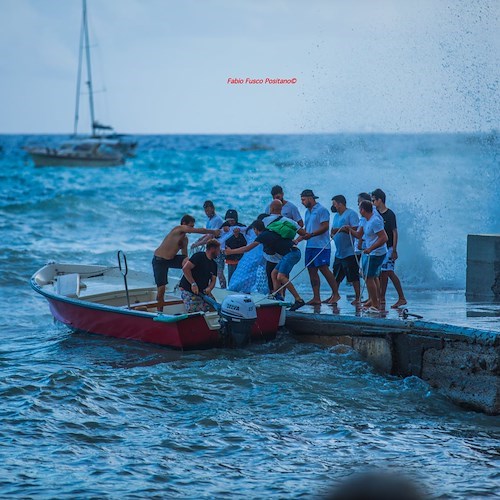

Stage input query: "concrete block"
[{"left": 466, "top": 234, "right": 500, "bottom": 300}]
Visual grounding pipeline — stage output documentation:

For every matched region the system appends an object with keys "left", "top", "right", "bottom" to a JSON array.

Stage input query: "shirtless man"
[{"left": 152, "top": 214, "right": 220, "bottom": 311}]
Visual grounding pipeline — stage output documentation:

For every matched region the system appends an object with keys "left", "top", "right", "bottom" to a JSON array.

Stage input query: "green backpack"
[{"left": 267, "top": 216, "right": 298, "bottom": 240}]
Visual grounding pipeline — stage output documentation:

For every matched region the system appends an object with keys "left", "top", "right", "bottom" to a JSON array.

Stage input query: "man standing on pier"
[
  {"left": 371, "top": 189, "right": 407, "bottom": 309},
  {"left": 265, "top": 185, "right": 303, "bottom": 226},
  {"left": 299, "top": 189, "right": 340, "bottom": 305}
]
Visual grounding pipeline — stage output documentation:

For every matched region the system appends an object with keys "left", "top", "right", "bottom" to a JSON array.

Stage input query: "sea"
[{"left": 0, "top": 133, "right": 499, "bottom": 498}]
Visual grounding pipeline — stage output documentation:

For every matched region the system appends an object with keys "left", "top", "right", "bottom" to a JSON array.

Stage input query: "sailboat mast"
[
  {"left": 73, "top": 12, "right": 85, "bottom": 136},
  {"left": 82, "top": 0, "right": 96, "bottom": 136}
]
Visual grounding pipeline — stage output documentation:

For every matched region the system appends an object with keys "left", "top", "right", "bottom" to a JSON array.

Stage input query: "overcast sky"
[{"left": 1, "top": 0, "right": 498, "bottom": 134}]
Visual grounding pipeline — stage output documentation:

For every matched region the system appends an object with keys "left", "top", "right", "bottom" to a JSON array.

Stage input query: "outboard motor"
[{"left": 219, "top": 294, "right": 257, "bottom": 347}]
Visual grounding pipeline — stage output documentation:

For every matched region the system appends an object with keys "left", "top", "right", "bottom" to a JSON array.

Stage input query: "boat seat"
[
  {"left": 56, "top": 273, "right": 80, "bottom": 298},
  {"left": 129, "top": 299, "right": 184, "bottom": 311}
]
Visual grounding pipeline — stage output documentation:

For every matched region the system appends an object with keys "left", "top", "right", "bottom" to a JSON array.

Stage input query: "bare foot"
[
  {"left": 321, "top": 296, "right": 333, "bottom": 304},
  {"left": 326, "top": 294, "right": 341, "bottom": 305},
  {"left": 391, "top": 299, "right": 408, "bottom": 309},
  {"left": 306, "top": 299, "right": 322, "bottom": 306},
  {"left": 362, "top": 300, "right": 372, "bottom": 308},
  {"left": 351, "top": 299, "right": 361, "bottom": 306}
]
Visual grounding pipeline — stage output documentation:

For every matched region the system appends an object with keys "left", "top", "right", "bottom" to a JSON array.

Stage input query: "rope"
[{"left": 255, "top": 235, "right": 334, "bottom": 304}]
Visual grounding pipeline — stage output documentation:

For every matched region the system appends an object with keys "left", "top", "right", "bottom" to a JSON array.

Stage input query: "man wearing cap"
[
  {"left": 330, "top": 195, "right": 361, "bottom": 305},
  {"left": 265, "top": 185, "right": 303, "bottom": 226},
  {"left": 191, "top": 200, "right": 226, "bottom": 287},
  {"left": 299, "top": 189, "right": 340, "bottom": 305}
]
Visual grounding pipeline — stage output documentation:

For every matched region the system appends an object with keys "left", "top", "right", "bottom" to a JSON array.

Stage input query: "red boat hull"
[{"left": 46, "top": 296, "right": 280, "bottom": 349}]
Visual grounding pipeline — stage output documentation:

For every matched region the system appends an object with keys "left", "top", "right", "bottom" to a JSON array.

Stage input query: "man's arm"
[
  {"left": 182, "top": 260, "right": 199, "bottom": 294},
  {"left": 225, "top": 241, "right": 259, "bottom": 255},
  {"left": 392, "top": 228, "right": 398, "bottom": 260},
  {"left": 204, "top": 275, "right": 217, "bottom": 295},
  {"left": 364, "top": 229, "right": 388, "bottom": 254},
  {"left": 181, "top": 225, "right": 221, "bottom": 237},
  {"left": 345, "top": 225, "right": 364, "bottom": 240},
  {"left": 191, "top": 234, "right": 212, "bottom": 249},
  {"left": 302, "top": 220, "right": 329, "bottom": 240}
]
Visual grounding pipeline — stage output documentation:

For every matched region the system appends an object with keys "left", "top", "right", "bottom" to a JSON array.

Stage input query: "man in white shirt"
[
  {"left": 265, "top": 185, "right": 303, "bottom": 227},
  {"left": 298, "top": 189, "right": 340, "bottom": 305},
  {"left": 344, "top": 200, "right": 388, "bottom": 312}
]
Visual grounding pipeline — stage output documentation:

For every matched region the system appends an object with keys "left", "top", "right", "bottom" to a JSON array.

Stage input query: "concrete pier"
[
  {"left": 285, "top": 311, "right": 500, "bottom": 415},
  {"left": 466, "top": 234, "right": 500, "bottom": 300}
]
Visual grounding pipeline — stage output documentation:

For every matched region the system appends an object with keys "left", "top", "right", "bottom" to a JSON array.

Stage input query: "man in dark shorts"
[
  {"left": 371, "top": 188, "right": 407, "bottom": 309},
  {"left": 153, "top": 215, "right": 220, "bottom": 311},
  {"left": 330, "top": 195, "right": 361, "bottom": 305},
  {"left": 179, "top": 239, "right": 220, "bottom": 313}
]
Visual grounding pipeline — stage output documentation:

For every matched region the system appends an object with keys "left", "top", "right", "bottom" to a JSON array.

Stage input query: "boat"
[
  {"left": 30, "top": 257, "right": 285, "bottom": 349},
  {"left": 25, "top": 0, "right": 136, "bottom": 167}
]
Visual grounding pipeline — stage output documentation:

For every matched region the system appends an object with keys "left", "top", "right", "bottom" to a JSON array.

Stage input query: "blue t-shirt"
[
  {"left": 304, "top": 203, "right": 331, "bottom": 249},
  {"left": 332, "top": 208, "right": 359, "bottom": 259},
  {"left": 264, "top": 201, "right": 302, "bottom": 223}
]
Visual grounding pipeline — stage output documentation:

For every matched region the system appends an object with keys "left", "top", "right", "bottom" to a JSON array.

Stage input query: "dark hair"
[
  {"left": 257, "top": 213, "right": 269, "bottom": 221},
  {"left": 203, "top": 200, "right": 214, "bottom": 208},
  {"left": 271, "top": 185, "right": 283, "bottom": 196},
  {"left": 251, "top": 220, "right": 265, "bottom": 232},
  {"left": 371, "top": 188, "right": 386, "bottom": 203},
  {"left": 206, "top": 239, "right": 220, "bottom": 250},
  {"left": 358, "top": 192, "right": 371, "bottom": 201},
  {"left": 359, "top": 200, "right": 373, "bottom": 213},
  {"left": 332, "top": 194, "right": 347, "bottom": 206},
  {"left": 181, "top": 214, "right": 195, "bottom": 225}
]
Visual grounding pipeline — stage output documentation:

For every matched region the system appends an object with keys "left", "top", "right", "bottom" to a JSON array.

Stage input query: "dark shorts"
[
  {"left": 305, "top": 247, "right": 331, "bottom": 268},
  {"left": 361, "top": 253, "right": 386, "bottom": 278},
  {"left": 152, "top": 254, "right": 186, "bottom": 286},
  {"left": 333, "top": 255, "right": 359, "bottom": 283}
]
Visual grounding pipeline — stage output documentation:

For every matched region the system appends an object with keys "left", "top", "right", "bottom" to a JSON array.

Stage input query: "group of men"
[{"left": 152, "top": 185, "right": 407, "bottom": 314}]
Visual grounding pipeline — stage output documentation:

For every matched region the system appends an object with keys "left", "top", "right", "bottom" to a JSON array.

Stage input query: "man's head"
[
  {"left": 250, "top": 220, "right": 265, "bottom": 235},
  {"left": 224, "top": 209, "right": 238, "bottom": 225},
  {"left": 269, "top": 199, "right": 283, "bottom": 215},
  {"left": 180, "top": 214, "right": 195, "bottom": 227},
  {"left": 359, "top": 200, "right": 373, "bottom": 217},
  {"left": 205, "top": 238, "right": 221, "bottom": 259},
  {"left": 331, "top": 194, "right": 347, "bottom": 214},
  {"left": 357, "top": 192, "right": 371, "bottom": 206},
  {"left": 300, "top": 189, "right": 318, "bottom": 209},
  {"left": 203, "top": 200, "right": 215, "bottom": 217},
  {"left": 371, "top": 188, "right": 386, "bottom": 209},
  {"left": 271, "top": 185, "right": 284, "bottom": 202}
]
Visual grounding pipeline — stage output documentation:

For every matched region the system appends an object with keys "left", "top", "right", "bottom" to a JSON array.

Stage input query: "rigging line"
[
  {"left": 255, "top": 236, "right": 334, "bottom": 304},
  {"left": 73, "top": 11, "right": 85, "bottom": 136}
]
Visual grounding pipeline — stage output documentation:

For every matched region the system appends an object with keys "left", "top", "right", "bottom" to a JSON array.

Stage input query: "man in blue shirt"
[
  {"left": 299, "top": 189, "right": 340, "bottom": 305},
  {"left": 330, "top": 195, "right": 361, "bottom": 305}
]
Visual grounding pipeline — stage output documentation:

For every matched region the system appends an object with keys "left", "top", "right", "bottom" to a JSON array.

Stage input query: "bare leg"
[
  {"left": 156, "top": 285, "right": 166, "bottom": 312},
  {"left": 365, "top": 278, "right": 380, "bottom": 309},
  {"left": 380, "top": 271, "right": 389, "bottom": 303},
  {"left": 277, "top": 272, "right": 302, "bottom": 302},
  {"left": 351, "top": 280, "right": 361, "bottom": 305},
  {"left": 318, "top": 265, "right": 341, "bottom": 304},
  {"left": 307, "top": 267, "right": 322, "bottom": 304},
  {"left": 388, "top": 271, "right": 407, "bottom": 307},
  {"left": 271, "top": 268, "right": 280, "bottom": 294}
]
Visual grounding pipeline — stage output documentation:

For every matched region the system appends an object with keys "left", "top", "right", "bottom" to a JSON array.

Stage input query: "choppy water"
[{"left": 1, "top": 134, "right": 499, "bottom": 497}]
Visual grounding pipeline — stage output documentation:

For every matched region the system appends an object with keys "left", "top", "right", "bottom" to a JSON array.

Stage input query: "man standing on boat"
[
  {"left": 179, "top": 239, "right": 221, "bottom": 313},
  {"left": 191, "top": 200, "right": 226, "bottom": 288},
  {"left": 264, "top": 185, "right": 304, "bottom": 227},
  {"left": 153, "top": 215, "right": 220, "bottom": 311},
  {"left": 298, "top": 189, "right": 341, "bottom": 306},
  {"left": 371, "top": 188, "right": 407, "bottom": 309}
]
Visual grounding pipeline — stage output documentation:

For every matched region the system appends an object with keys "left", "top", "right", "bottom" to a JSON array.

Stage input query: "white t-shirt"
[
  {"left": 206, "top": 214, "right": 224, "bottom": 230},
  {"left": 264, "top": 201, "right": 302, "bottom": 223},
  {"left": 363, "top": 215, "right": 387, "bottom": 256}
]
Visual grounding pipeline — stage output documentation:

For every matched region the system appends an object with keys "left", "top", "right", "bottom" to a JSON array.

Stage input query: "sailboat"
[{"left": 25, "top": 0, "right": 136, "bottom": 167}]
